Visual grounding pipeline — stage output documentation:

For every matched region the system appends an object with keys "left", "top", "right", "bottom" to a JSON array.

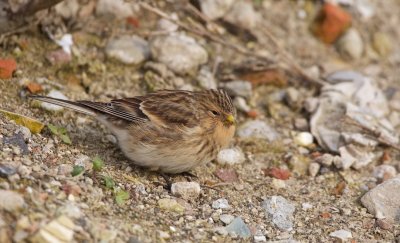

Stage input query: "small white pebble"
[
  {"left": 302, "top": 202, "right": 313, "bottom": 210},
  {"left": 294, "top": 132, "right": 314, "bottom": 147},
  {"left": 216, "top": 147, "right": 245, "bottom": 165}
]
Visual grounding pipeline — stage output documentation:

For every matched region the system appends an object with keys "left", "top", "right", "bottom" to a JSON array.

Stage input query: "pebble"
[
  {"left": 216, "top": 147, "right": 245, "bottom": 165},
  {"left": 263, "top": 196, "right": 295, "bottom": 231},
  {"left": 199, "top": 0, "right": 234, "bottom": 20},
  {"left": 57, "top": 164, "right": 73, "bottom": 176},
  {"left": 30, "top": 215, "right": 75, "bottom": 243},
  {"left": 220, "top": 214, "right": 235, "bottom": 225},
  {"left": 171, "top": 182, "right": 201, "bottom": 199},
  {"left": 4, "top": 132, "right": 29, "bottom": 155},
  {"left": 294, "top": 132, "right": 313, "bottom": 147},
  {"left": 57, "top": 202, "right": 82, "bottom": 219},
  {"left": 254, "top": 235, "right": 267, "bottom": 242},
  {"left": 237, "top": 120, "right": 279, "bottom": 142},
  {"left": 224, "top": 217, "right": 251, "bottom": 238},
  {"left": 285, "top": 87, "right": 300, "bottom": 108},
  {"left": 314, "top": 153, "right": 334, "bottom": 167},
  {"left": 150, "top": 33, "right": 208, "bottom": 75},
  {"left": 105, "top": 35, "right": 150, "bottom": 65},
  {"left": 224, "top": 0, "right": 259, "bottom": 29},
  {"left": 212, "top": 198, "right": 230, "bottom": 209},
  {"left": 308, "top": 162, "right": 320, "bottom": 177},
  {"left": 233, "top": 96, "right": 250, "bottom": 112},
  {"left": 16, "top": 126, "right": 31, "bottom": 141},
  {"left": 329, "top": 229, "right": 352, "bottom": 242},
  {"left": 157, "top": 13, "right": 179, "bottom": 32},
  {"left": 336, "top": 28, "right": 364, "bottom": 60},
  {"left": 158, "top": 198, "right": 185, "bottom": 213},
  {"left": 361, "top": 176, "right": 400, "bottom": 222},
  {"left": 294, "top": 118, "right": 309, "bottom": 131},
  {"left": 220, "top": 80, "right": 252, "bottom": 98},
  {"left": 55, "top": 0, "right": 79, "bottom": 19},
  {"left": 196, "top": 66, "right": 217, "bottom": 89},
  {"left": 372, "top": 165, "right": 397, "bottom": 181},
  {"left": 0, "top": 190, "right": 25, "bottom": 212},
  {"left": 17, "top": 165, "right": 31, "bottom": 178},
  {"left": 46, "top": 49, "right": 72, "bottom": 65},
  {"left": 40, "top": 90, "right": 68, "bottom": 111},
  {"left": 376, "top": 218, "right": 393, "bottom": 230},
  {"left": 271, "top": 178, "right": 286, "bottom": 189},
  {"left": 96, "top": 0, "right": 133, "bottom": 19},
  {"left": 372, "top": 32, "right": 392, "bottom": 57},
  {"left": 301, "top": 202, "right": 313, "bottom": 210},
  {"left": 0, "top": 164, "right": 17, "bottom": 178}
]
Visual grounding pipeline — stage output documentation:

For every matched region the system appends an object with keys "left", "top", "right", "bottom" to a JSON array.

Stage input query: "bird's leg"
[
  {"left": 181, "top": 171, "right": 198, "bottom": 181},
  {"left": 159, "top": 173, "right": 173, "bottom": 191}
]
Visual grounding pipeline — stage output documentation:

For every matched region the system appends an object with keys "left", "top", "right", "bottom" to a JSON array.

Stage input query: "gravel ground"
[{"left": 1, "top": 0, "right": 400, "bottom": 242}]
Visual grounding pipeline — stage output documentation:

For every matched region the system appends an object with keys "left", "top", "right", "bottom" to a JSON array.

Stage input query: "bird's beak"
[{"left": 226, "top": 114, "right": 235, "bottom": 125}]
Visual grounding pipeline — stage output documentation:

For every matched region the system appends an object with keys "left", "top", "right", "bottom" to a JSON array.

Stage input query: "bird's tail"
[{"left": 29, "top": 95, "right": 96, "bottom": 116}]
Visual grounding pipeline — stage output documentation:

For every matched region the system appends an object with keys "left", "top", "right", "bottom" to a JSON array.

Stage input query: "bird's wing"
[{"left": 132, "top": 90, "right": 199, "bottom": 128}]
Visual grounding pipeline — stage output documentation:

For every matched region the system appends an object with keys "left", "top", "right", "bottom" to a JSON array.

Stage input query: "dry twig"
[
  {"left": 344, "top": 116, "right": 400, "bottom": 151},
  {"left": 139, "top": 2, "right": 273, "bottom": 62}
]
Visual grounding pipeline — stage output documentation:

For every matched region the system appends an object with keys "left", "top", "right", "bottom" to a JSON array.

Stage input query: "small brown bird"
[{"left": 30, "top": 89, "right": 236, "bottom": 173}]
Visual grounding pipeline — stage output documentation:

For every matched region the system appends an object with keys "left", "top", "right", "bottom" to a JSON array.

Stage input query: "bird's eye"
[{"left": 210, "top": 110, "right": 219, "bottom": 116}]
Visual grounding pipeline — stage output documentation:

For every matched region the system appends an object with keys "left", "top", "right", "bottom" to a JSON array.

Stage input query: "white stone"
[
  {"left": 224, "top": 0, "right": 259, "bottom": 29},
  {"left": 171, "top": 182, "right": 201, "bottom": 199},
  {"left": 271, "top": 178, "right": 286, "bottom": 189},
  {"left": 254, "top": 235, "right": 267, "bottom": 242},
  {"left": 294, "top": 132, "right": 313, "bottom": 147},
  {"left": 212, "top": 198, "right": 230, "bottom": 209},
  {"left": 216, "top": 147, "right": 245, "bottom": 165},
  {"left": 199, "top": 0, "right": 234, "bottom": 20},
  {"left": 40, "top": 90, "right": 68, "bottom": 111},
  {"left": 308, "top": 162, "right": 320, "bottom": 177},
  {"left": 30, "top": 215, "right": 75, "bottom": 243},
  {"left": 302, "top": 202, "right": 313, "bottom": 210},
  {"left": 96, "top": 0, "right": 133, "bottom": 19},
  {"left": 329, "top": 229, "right": 352, "bottom": 242},
  {"left": 150, "top": 34, "right": 208, "bottom": 75},
  {"left": 233, "top": 96, "right": 250, "bottom": 113},
  {"left": 105, "top": 35, "right": 150, "bottom": 65},
  {"left": 337, "top": 28, "right": 364, "bottom": 60}
]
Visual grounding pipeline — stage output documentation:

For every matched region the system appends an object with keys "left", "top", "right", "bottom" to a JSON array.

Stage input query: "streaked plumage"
[{"left": 30, "top": 89, "right": 236, "bottom": 173}]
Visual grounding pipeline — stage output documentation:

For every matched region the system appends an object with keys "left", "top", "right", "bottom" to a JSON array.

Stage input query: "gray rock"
[
  {"left": 263, "top": 196, "right": 295, "bottom": 231},
  {"left": 150, "top": 34, "right": 208, "bottom": 75},
  {"left": 171, "top": 182, "right": 201, "bottom": 199},
  {"left": 199, "top": 0, "right": 234, "bottom": 20},
  {"left": 212, "top": 198, "right": 230, "bottom": 209},
  {"left": 220, "top": 214, "right": 235, "bottom": 225},
  {"left": 237, "top": 120, "right": 279, "bottom": 141},
  {"left": 106, "top": 35, "right": 150, "bottom": 65},
  {"left": 221, "top": 80, "right": 252, "bottom": 98},
  {"left": 225, "top": 217, "right": 251, "bottom": 238},
  {"left": 361, "top": 176, "right": 400, "bottom": 222},
  {"left": 0, "top": 164, "right": 17, "bottom": 178},
  {"left": 57, "top": 202, "right": 82, "bottom": 219},
  {"left": 4, "top": 132, "right": 29, "bottom": 155},
  {"left": 0, "top": 190, "right": 25, "bottom": 212}
]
